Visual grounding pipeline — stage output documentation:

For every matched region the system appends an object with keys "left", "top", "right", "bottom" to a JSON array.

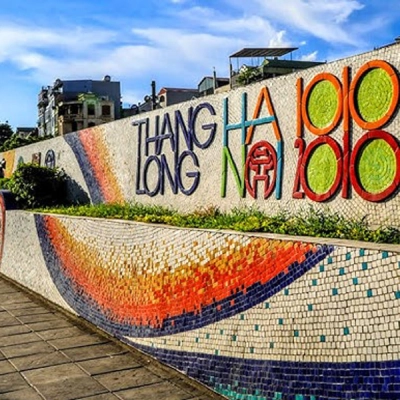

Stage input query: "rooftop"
[{"left": 229, "top": 47, "right": 298, "bottom": 58}]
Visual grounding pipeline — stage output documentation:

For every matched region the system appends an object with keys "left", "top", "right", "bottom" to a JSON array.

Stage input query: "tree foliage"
[
  {"left": 7, "top": 163, "right": 68, "bottom": 208},
  {"left": 0, "top": 123, "right": 14, "bottom": 145},
  {"left": 0, "top": 134, "right": 47, "bottom": 152}
]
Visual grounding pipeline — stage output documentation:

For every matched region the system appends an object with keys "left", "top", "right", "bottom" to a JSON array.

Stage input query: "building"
[
  {"left": 157, "top": 87, "right": 199, "bottom": 108},
  {"left": 124, "top": 84, "right": 199, "bottom": 116},
  {"left": 15, "top": 127, "right": 37, "bottom": 138},
  {"left": 37, "top": 76, "right": 121, "bottom": 137},
  {"left": 198, "top": 76, "right": 230, "bottom": 97},
  {"left": 57, "top": 92, "right": 115, "bottom": 136},
  {"left": 229, "top": 48, "right": 325, "bottom": 88}
]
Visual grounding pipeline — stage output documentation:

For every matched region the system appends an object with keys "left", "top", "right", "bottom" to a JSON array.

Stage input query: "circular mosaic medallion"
[
  {"left": 307, "top": 80, "right": 339, "bottom": 129},
  {"left": 357, "top": 138, "right": 396, "bottom": 194},
  {"left": 306, "top": 143, "right": 338, "bottom": 194},
  {"left": 356, "top": 68, "right": 393, "bottom": 123}
]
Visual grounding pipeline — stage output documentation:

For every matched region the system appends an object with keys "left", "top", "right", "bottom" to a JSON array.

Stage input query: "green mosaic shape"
[
  {"left": 307, "top": 80, "right": 339, "bottom": 128},
  {"left": 356, "top": 68, "right": 393, "bottom": 122},
  {"left": 306, "top": 144, "right": 337, "bottom": 194},
  {"left": 357, "top": 139, "right": 396, "bottom": 194}
]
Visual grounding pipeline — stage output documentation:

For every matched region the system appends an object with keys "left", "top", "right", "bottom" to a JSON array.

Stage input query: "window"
[
  {"left": 102, "top": 105, "right": 111, "bottom": 116},
  {"left": 88, "top": 104, "right": 95, "bottom": 116},
  {"left": 69, "top": 105, "right": 80, "bottom": 115}
]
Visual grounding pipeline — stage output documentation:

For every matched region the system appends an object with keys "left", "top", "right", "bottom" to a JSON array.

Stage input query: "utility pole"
[{"left": 151, "top": 80, "right": 157, "bottom": 110}]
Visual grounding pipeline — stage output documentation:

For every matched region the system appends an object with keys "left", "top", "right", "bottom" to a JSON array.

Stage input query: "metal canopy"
[{"left": 229, "top": 47, "right": 298, "bottom": 58}]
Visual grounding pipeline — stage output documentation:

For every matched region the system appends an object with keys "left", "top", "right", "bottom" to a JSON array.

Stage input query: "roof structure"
[
  {"left": 158, "top": 87, "right": 198, "bottom": 95},
  {"left": 229, "top": 48, "right": 298, "bottom": 59},
  {"left": 197, "top": 76, "right": 230, "bottom": 87}
]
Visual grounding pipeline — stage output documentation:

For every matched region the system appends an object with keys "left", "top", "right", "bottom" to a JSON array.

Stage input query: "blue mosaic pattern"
[
  {"left": 64, "top": 134, "right": 104, "bottom": 203},
  {"left": 130, "top": 342, "right": 400, "bottom": 400}
]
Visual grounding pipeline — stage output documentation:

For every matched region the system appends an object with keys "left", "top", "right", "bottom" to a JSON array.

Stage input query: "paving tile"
[
  {"left": 0, "top": 333, "right": 42, "bottom": 347},
  {"left": 0, "top": 317, "right": 21, "bottom": 328},
  {"left": 0, "top": 287, "right": 20, "bottom": 295},
  {"left": 116, "top": 381, "right": 193, "bottom": 400},
  {"left": 95, "top": 367, "right": 163, "bottom": 391},
  {"left": 2, "top": 302, "right": 36, "bottom": 311},
  {"left": 0, "top": 312, "right": 16, "bottom": 320},
  {"left": 76, "top": 394, "right": 120, "bottom": 400},
  {"left": 0, "top": 360, "right": 16, "bottom": 375},
  {"left": 0, "top": 278, "right": 224, "bottom": 400},
  {"left": 0, "top": 325, "right": 31, "bottom": 338},
  {"left": 0, "top": 372, "right": 30, "bottom": 393},
  {"left": 10, "top": 307, "right": 53, "bottom": 317},
  {"left": 17, "top": 313, "right": 60, "bottom": 324},
  {"left": 0, "top": 388, "right": 43, "bottom": 399},
  {"left": 25, "top": 318, "right": 72, "bottom": 331},
  {"left": 0, "top": 295, "right": 30, "bottom": 306},
  {"left": 37, "top": 326, "right": 86, "bottom": 340},
  {"left": 11, "top": 351, "right": 71, "bottom": 372},
  {"left": 1, "top": 341, "right": 55, "bottom": 359},
  {"left": 78, "top": 354, "right": 142, "bottom": 375},
  {"left": 22, "top": 364, "right": 108, "bottom": 400},
  {"left": 48, "top": 334, "right": 109, "bottom": 350},
  {"left": 167, "top": 376, "right": 212, "bottom": 398},
  {"left": 62, "top": 343, "right": 126, "bottom": 361}
]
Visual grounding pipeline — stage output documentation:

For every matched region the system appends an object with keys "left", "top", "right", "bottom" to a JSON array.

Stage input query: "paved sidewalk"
[{"left": 0, "top": 276, "right": 225, "bottom": 400}]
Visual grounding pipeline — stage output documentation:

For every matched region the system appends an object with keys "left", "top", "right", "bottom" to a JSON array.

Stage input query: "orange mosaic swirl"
[
  {"left": 79, "top": 127, "right": 125, "bottom": 203},
  {"left": 44, "top": 215, "right": 317, "bottom": 327}
]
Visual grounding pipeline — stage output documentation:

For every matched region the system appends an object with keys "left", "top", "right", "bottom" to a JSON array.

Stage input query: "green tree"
[
  {"left": 8, "top": 163, "right": 68, "bottom": 208},
  {"left": 0, "top": 122, "right": 14, "bottom": 145}
]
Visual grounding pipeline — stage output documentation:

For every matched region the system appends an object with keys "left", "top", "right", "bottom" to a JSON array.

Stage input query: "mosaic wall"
[
  {"left": 1, "top": 45, "right": 400, "bottom": 227},
  {"left": 1, "top": 206, "right": 400, "bottom": 399}
]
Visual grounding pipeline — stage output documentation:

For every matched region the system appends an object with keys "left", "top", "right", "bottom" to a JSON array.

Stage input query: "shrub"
[
  {"left": 8, "top": 163, "right": 68, "bottom": 208},
  {"left": 0, "top": 177, "right": 11, "bottom": 190}
]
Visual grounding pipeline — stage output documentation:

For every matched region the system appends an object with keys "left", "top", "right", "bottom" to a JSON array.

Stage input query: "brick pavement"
[{"left": 0, "top": 276, "right": 225, "bottom": 400}]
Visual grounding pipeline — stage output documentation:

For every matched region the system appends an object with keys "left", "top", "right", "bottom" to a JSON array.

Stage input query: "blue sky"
[{"left": 0, "top": 0, "right": 399, "bottom": 129}]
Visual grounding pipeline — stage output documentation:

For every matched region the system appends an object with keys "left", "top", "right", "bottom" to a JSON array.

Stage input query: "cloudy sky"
[{"left": 0, "top": 0, "right": 399, "bottom": 129}]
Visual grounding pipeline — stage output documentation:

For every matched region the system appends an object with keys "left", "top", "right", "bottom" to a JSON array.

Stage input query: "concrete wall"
[
  {"left": 1, "top": 205, "right": 399, "bottom": 399},
  {"left": 2, "top": 44, "right": 400, "bottom": 227}
]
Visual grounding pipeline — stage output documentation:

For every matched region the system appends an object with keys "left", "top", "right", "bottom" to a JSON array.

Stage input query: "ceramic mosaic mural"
[
  {"left": 1, "top": 45, "right": 400, "bottom": 227},
  {"left": 1, "top": 206, "right": 399, "bottom": 399},
  {"left": 0, "top": 36, "right": 399, "bottom": 400}
]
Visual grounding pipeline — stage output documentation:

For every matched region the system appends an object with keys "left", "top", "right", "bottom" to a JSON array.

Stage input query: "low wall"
[{"left": 1, "top": 205, "right": 400, "bottom": 399}]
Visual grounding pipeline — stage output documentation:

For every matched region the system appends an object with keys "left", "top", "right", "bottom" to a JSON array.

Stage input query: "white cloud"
[
  {"left": 268, "top": 31, "right": 290, "bottom": 47},
  {"left": 0, "top": 24, "right": 116, "bottom": 57},
  {"left": 224, "top": 0, "right": 365, "bottom": 46},
  {"left": 0, "top": 0, "right": 391, "bottom": 113},
  {"left": 301, "top": 51, "right": 318, "bottom": 61}
]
